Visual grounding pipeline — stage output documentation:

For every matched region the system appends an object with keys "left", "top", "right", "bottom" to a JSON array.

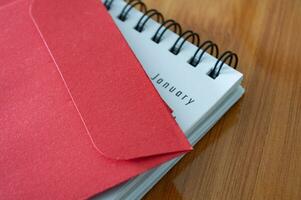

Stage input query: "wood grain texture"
[{"left": 141, "top": 0, "right": 301, "bottom": 199}]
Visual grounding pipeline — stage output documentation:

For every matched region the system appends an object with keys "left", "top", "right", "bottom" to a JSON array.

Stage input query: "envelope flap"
[{"left": 29, "top": 0, "right": 191, "bottom": 160}]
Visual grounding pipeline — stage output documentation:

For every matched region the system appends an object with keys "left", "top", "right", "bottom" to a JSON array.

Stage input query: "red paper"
[{"left": 0, "top": 0, "right": 191, "bottom": 199}]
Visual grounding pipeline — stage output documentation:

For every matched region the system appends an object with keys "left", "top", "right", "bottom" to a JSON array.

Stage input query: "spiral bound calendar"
[{"left": 97, "top": 0, "right": 245, "bottom": 199}]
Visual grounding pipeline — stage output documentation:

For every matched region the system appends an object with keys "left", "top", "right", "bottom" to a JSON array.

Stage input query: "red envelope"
[{"left": 0, "top": 0, "right": 192, "bottom": 199}]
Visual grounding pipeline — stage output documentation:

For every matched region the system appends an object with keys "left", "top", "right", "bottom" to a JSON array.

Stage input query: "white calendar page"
[{"left": 107, "top": 0, "right": 243, "bottom": 133}]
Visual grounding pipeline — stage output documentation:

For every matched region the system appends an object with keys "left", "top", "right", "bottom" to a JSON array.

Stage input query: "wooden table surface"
[{"left": 141, "top": 0, "right": 301, "bottom": 199}]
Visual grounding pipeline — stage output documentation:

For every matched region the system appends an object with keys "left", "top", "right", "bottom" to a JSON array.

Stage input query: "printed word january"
[{"left": 151, "top": 73, "right": 195, "bottom": 106}]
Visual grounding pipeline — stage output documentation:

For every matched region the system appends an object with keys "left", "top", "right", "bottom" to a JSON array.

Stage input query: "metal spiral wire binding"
[
  {"left": 104, "top": 0, "right": 239, "bottom": 78},
  {"left": 170, "top": 30, "right": 200, "bottom": 55},
  {"left": 189, "top": 40, "right": 219, "bottom": 67},
  {"left": 208, "top": 51, "right": 238, "bottom": 79},
  {"left": 104, "top": 0, "right": 114, "bottom": 10},
  {"left": 118, "top": 0, "right": 147, "bottom": 21},
  {"left": 134, "top": 9, "right": 164, "bottom": 32},
  {"left": 152, "top": 19, "right": 182, "bottom": 43}
]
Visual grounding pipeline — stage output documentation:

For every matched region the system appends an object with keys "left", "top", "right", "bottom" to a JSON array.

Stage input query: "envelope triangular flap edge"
[{"left": 28, "top": 0, "right": 192, "bottom": 160}]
